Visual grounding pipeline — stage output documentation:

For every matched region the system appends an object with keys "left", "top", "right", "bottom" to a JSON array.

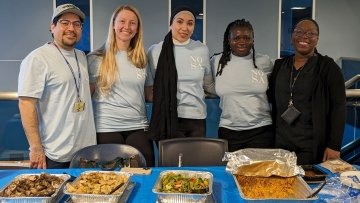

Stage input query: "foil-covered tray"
[
  {"left": 63, "top": 171, "right": 131, "bottom": 203},
  {"left": 153, "top": 170, "right": 213, "bottom": 203},
  {"left": 0, "top": 173, "right": 70, "bottom": 203},
  {"left": 223, "top": 148, "right": 303, "bottom": 177},
  {"left": 233, "top": 175, "right": 318, "bottom": 202}
]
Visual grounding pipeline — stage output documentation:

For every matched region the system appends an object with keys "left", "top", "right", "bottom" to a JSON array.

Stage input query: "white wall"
[
  {"left": 0, "top": 0, "right": 52, "bottom": 92},
  {"left": 315, "top": 0, "right": 360, "bottom": 62},
  {"left": 91, "top": 0, "right": 280, "bottom": 60},
  {"left": 1, "top": 0, "right": 359, "bottom": 92},
  {"left": 92, "top": 0, "right": 169, "bottom": 51},
  {"left": 207, "top": 0, "right": 280, "bottom": 60}
]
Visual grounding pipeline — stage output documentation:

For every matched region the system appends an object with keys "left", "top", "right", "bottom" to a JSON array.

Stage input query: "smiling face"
[
  {"left": 50, "top": 13, "right": 82, "bottom": 50},
  {"left": 229, "top": 27, "right": 254, "bottom": 57},
  {"left": 292, "top": 20, "right": 319, "bottom": 56},
  {"left": 170, "top": 12, "right": 195, "bottom": 43},
  {"left": 113, "top": 9, "right": 139, "bottom": 44}
]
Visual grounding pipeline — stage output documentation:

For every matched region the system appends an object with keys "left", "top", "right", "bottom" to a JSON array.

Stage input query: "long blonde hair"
[{"left": 97, "top": 5, "right": 147, "bottom": 95}]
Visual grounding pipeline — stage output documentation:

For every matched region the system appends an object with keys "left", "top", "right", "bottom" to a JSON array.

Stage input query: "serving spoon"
[
  {"left": 307, "top": 180, "right": 326, "bottom": 198},
  {"left": 109, "top": 182, "right": 125, "bottom": 195}
]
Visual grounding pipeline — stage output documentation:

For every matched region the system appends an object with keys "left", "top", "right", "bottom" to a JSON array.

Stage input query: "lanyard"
[
  {"left": 52, "top": 42, "right": 82, "bottom": 100},
  {"left": 288, "top": 61, "right": 304, "bottom": 107}
]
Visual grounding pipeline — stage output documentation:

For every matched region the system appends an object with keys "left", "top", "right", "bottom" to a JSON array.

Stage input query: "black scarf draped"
[{"left": 147, "top": 31, "right": 179, "bottom": 141}]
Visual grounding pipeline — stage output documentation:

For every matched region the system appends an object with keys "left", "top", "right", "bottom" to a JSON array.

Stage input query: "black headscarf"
[
  {"left": 147, "top": 31, "right": 178, "bottom": 141},
  {"left": 169, "top": 6, "right": 195, "bottom": 25},
  {"left": 147, "top": 7, "right": 195, "bottom": 141}
]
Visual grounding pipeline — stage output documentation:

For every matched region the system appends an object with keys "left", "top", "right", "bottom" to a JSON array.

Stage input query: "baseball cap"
[{"left": 52, "top": 4, "right": 85, "bottom": 22}]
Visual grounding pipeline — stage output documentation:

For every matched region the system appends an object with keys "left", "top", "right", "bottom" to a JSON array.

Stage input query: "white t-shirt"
[
  {"left": 146, "top": 40, "right": 211, "bottom": 119},
  {"left": 211, "top": 52, "right": 273, "bottom": 130},
  {"left": 88, "top": 51, "right": 148, "bottom": 132},
  {"left": 18, "top": 43, "right": 96, "bottom": 162}
]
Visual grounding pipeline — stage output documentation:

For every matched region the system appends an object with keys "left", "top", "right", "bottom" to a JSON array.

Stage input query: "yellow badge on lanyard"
[{"left": 73, "top": 98, "right": 85, "bottom": 112}]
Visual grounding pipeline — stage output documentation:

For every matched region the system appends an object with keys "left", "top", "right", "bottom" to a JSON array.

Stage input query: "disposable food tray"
[
  {"left": 233, "top": 175, "right": 318, "bottom": 202},
  {"left": 64, "top": 181, "right": 136, "bottom": 203},
  {"left": 0, "top": 173, "right": 70, "bottom": 203},
  {"left": 153, "top": 170, "right": 213, "bottom": 203},
  {"left": 301, "top": 165, "right": 327, "bottom": 183},
  {"left": 63, "top": 171, "right": 131, "bottom": 203}
]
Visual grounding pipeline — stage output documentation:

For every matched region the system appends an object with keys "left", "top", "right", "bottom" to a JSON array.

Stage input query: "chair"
[
  {"left": 69, "top": 144, "right": 147, "bottom": 168},
  {"left": 158, "top": 137, "right": 228, "bottom": 167}
]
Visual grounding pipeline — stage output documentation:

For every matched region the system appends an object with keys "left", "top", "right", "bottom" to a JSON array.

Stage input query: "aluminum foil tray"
[
  {"left": 0, "top": 173, "right": 70, "bottom": 203},
  {"left": 233, "top": 175, "right": 318, "bottom": 202},
  {"left": 63, "top": 171, "right": 131, "bottom": 203},
  {"left": 302, "top": 165, "right": 327, "bottom": 183},
  {"left": 153, "top": 170, "right": 213, "bottom": 203},
  {"left": 64, "top": 181, "right": 136, "bottom": 203}
]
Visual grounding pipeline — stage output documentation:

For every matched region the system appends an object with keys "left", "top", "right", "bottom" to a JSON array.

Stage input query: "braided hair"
[{"left": 216, "top": 19, "right": 257, "bottom": 76}]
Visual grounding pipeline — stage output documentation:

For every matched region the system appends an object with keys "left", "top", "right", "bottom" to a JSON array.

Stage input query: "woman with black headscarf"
[{"left": 145, "top": 6, "right": 214, "bottom": 142}]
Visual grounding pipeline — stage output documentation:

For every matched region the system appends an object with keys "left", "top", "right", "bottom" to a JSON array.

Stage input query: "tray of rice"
[{"left": 233, "top": 174, "right": 318, "bottom": 202}]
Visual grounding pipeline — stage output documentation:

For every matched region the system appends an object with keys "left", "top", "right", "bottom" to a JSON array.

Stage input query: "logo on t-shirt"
[
  {"left": 136, "top": 68, "right": 146, "bottom": 79},
  {"left": 251, "top": 69, "right": 265, "bottom": 84},
  {"left": 190, "top": 56, "right": 204, "bottom": 70}
]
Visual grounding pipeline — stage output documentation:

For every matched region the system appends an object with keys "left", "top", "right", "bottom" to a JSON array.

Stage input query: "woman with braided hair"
[{"left": 210, "top": 19, "right": 274, "bottom": 152}]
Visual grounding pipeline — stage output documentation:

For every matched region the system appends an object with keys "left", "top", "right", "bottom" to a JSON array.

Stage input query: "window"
[{"left": 280, "top": 0, "right": 313, "bottom": 58}]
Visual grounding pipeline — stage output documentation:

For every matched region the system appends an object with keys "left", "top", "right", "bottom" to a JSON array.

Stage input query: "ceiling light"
[{"left": 291, "top": 7, "right": 306, "bottom": 10}]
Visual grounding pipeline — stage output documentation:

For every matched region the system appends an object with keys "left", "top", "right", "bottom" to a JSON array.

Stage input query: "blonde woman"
[{"left": 87, "top": 5, "right": 154, "bottom": 166}]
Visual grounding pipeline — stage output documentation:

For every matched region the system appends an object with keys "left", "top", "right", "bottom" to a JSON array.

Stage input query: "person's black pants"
[
  {"left": 97, "top": 129, "right": 155, "bottom": 167},
  {"left": 46, "top": 157, "right": 70, "bottom": 169},
  {"left": 176, "top": 118, "right": 206, "bottom": 138},
  {"left": 218, "top": 125, "right": 274, "bottom": 152}
]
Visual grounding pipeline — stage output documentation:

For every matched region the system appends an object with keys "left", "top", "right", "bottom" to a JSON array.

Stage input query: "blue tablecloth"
[
  {"left": 0, "top": 166, "right": 359, "bottom": 202},
  {"left": 0, "top": 166, "right": 240, "bottom": 203}
]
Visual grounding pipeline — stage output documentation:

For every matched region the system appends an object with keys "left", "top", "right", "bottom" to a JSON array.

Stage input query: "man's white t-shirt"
[{"left": 18, "top": 43, "right": 96, "bottom": 162}]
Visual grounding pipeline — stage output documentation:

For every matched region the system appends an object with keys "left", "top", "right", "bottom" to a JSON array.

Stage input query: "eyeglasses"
[
  {"left": 293, "top": 28, "right": 318, "bottom": 38},
  {"left": 58, "top": 19, "right": 83, "bottom": 29}
]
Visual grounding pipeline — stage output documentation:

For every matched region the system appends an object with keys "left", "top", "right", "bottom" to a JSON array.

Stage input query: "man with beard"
[{"left": 18, "top": 4, "right": 96, "bottom": 169}]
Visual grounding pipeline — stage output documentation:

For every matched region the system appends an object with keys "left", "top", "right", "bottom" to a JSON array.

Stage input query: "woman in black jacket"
[{"left": 268, "top": 18, "right": 346, "bottom": 165}]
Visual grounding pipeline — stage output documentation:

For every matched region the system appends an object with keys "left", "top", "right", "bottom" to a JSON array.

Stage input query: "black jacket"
[{"left": 268, "top": 53, "right": 346, "bottom": 162}]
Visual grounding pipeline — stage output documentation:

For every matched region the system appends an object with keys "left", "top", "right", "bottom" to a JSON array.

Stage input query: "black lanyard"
[
  {"left": 52, "top": 42, "right": 82, "bottom": 100},
  {"left": 288, "top": 61, "right": 304, "bottom": 107}
]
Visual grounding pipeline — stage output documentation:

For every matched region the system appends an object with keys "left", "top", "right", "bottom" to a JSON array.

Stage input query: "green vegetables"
[{"left": 160, "top": 173, "right": 209, "bottom": 194}]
